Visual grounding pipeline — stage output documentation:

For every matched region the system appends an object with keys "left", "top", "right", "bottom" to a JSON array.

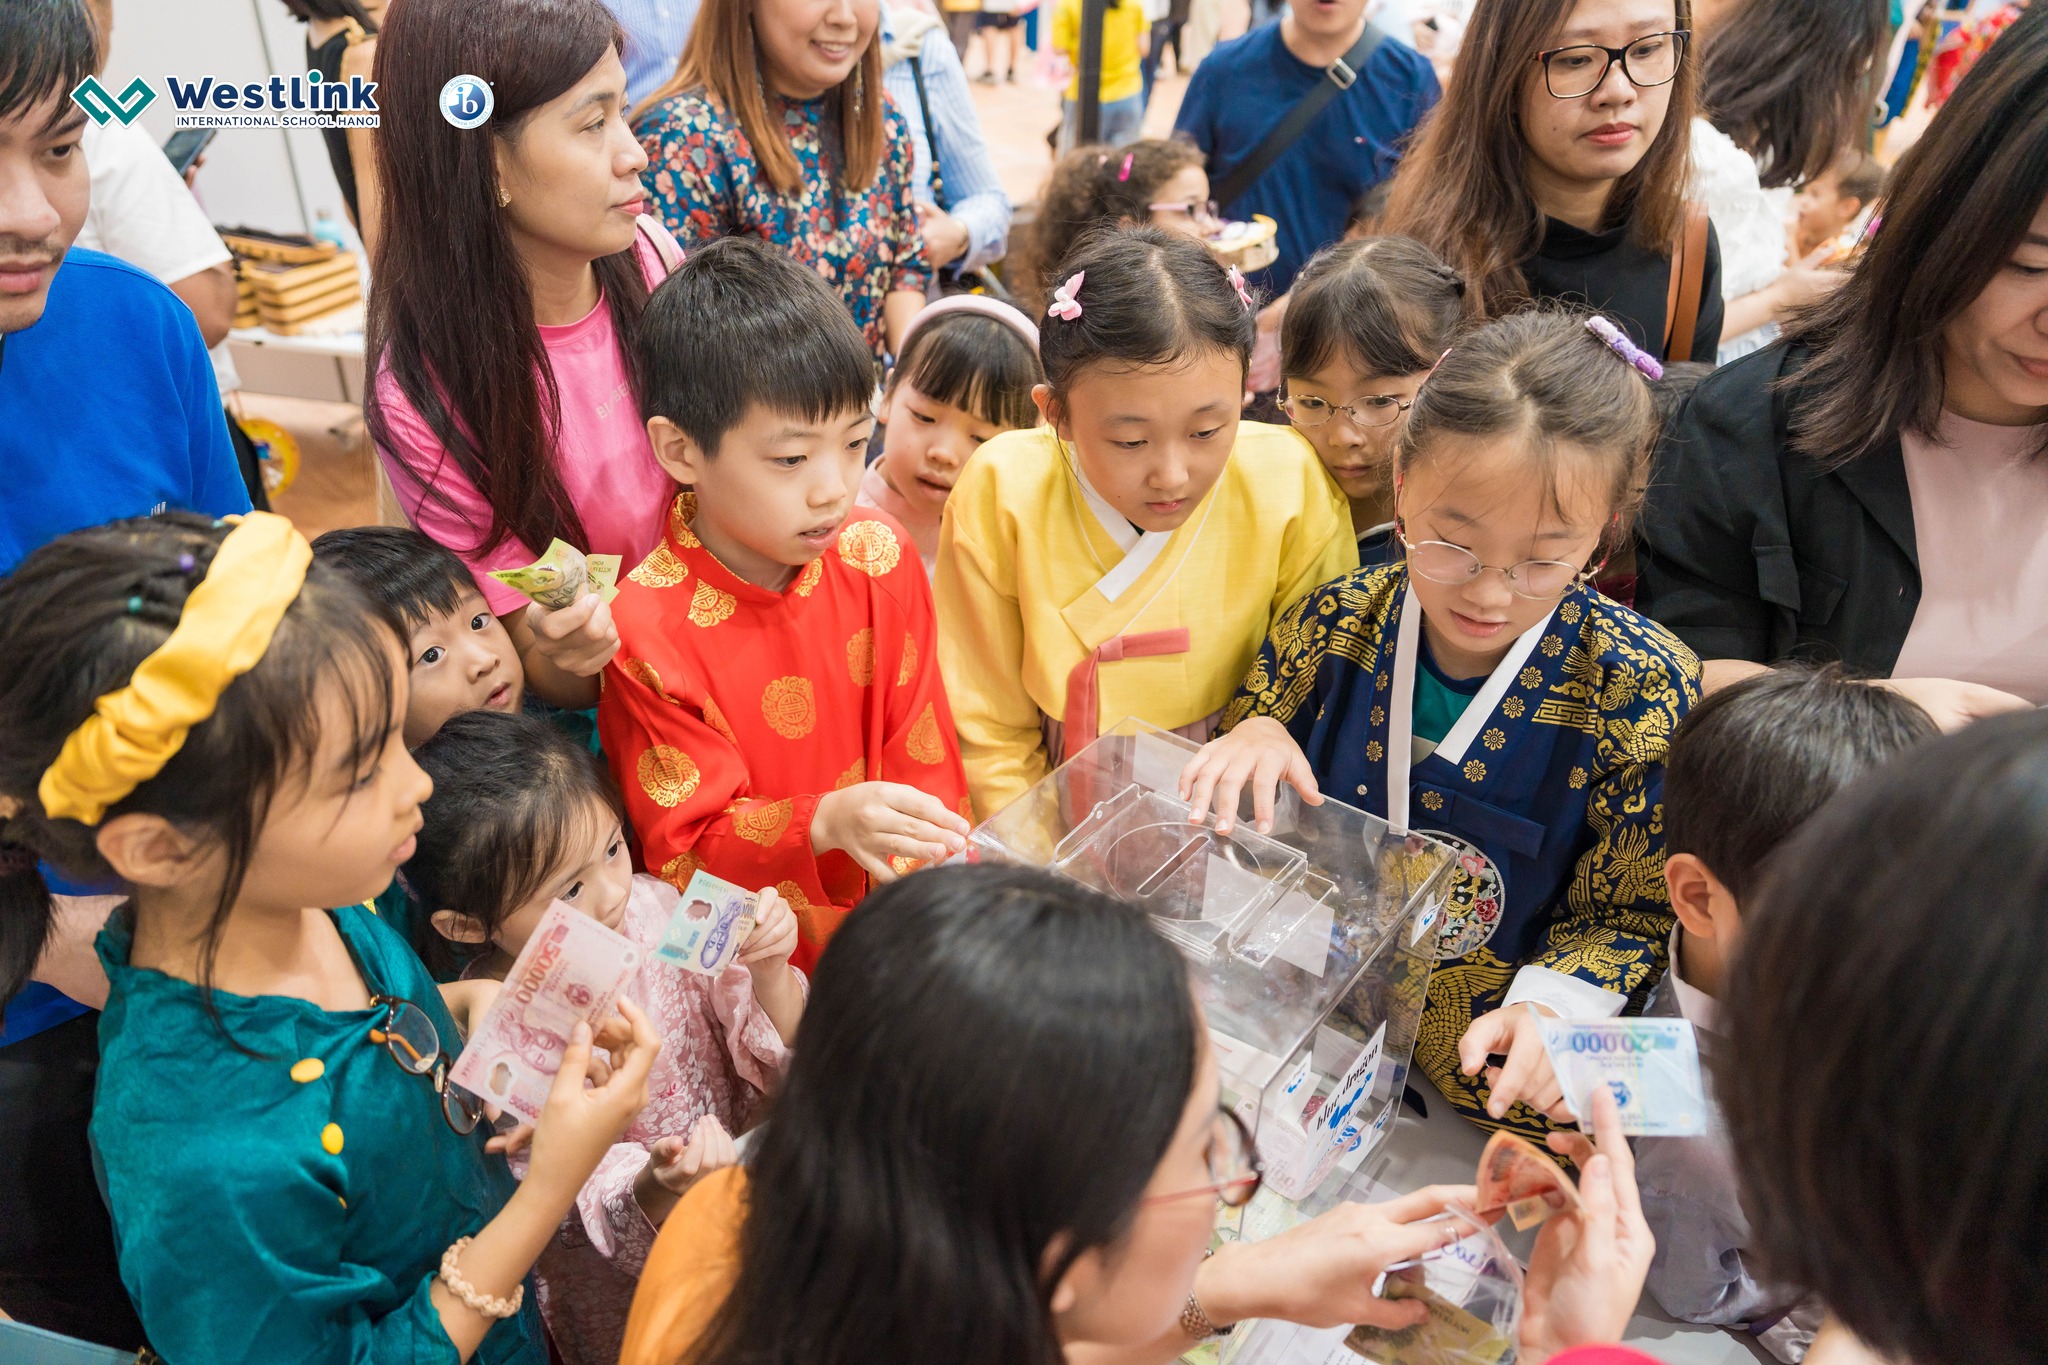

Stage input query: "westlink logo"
[
  {"left": 71, "top": 71, "right": 380, "bottom": 129},
  {"left": 69, "top": 75, "right": 156, "bottom": 125}
]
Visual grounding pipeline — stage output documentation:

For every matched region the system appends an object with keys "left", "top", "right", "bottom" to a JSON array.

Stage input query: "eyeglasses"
[
  {"left": 1534, "top": 30, "right": 1688, "bottom": 99},
  {"left": 1281, "top": 391, "right": 1413, "bottom": 429},
  {"left": 1142, "top": 1107, "right": 1265, "bottom": 1209},
  {"left": 1399, "top": 527, "right": 1591, "bottom": 600},
  {"left": 1147, "top": 199, "right": 1223, "bottom": 228},
  {"left": 369, "top": 994, "right": 488, "bottom": 1135},
  {"left": 336, "top": 922, "right": 486, "bottom": 1136}
]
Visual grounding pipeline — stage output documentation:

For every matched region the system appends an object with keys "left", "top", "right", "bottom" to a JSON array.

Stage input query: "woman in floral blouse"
[{"left": 635, "top": 0, "right": 930, "bottom": 362}]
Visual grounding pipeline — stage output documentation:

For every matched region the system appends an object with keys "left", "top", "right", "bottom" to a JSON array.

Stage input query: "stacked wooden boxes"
[{"left": 222, "top": 229, "right": 362, "bottom": 335}]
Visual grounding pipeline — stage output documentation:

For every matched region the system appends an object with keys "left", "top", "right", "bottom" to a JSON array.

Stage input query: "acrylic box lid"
[{"left": 966, "top": 720, "right": 1455, "bottom": 1095}]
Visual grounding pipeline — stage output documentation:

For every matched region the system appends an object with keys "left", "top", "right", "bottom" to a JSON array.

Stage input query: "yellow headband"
[{"left": 38, "top": 513, "right": 313, "bottom": 826}]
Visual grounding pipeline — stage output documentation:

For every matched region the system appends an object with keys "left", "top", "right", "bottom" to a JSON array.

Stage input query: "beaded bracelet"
[{"left": 439, "top": 1237, "right": 524, "bottom": 1320}]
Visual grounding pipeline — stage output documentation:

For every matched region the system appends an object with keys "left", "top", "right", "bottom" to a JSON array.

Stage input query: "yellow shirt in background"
[
  {"left": 1053, "top": 0, "right": 1149, "bottom": 103},
  {"left": 935, "top": 421, "right": 1358, "bottom": 819}
]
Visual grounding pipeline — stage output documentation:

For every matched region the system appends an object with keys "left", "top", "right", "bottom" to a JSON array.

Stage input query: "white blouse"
[{"left": 1689, "top": 117, "right": 1794, "bottom": 363}]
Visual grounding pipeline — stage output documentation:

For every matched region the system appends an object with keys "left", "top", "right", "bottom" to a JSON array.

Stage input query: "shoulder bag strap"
[
  {"left": 1661, "top": 200, "right": 1710, "bottom": 362},
  {"left": 906, "top": 54, "right": 950, "bottom": 211},
  {"left": 1210, "top": 22, "right": 1386, "bottom": 209}
]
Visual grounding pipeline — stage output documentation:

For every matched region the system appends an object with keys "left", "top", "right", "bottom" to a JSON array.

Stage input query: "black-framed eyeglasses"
[
  {"left": 1534, "top": 30, "right": 1688, "bottom": 99},
  {"left": 1281, "top": 391, "right": 1414, "bottom": 429},
  {"left": 1398, "top": 526, "right": 1595, "bottom": 600},
  {"left": 1141, "top": 1107, "right": 1265, "bottom": 1210},
  {"left": 338, "top": 923, "right": 485, "bottom": 1135}
]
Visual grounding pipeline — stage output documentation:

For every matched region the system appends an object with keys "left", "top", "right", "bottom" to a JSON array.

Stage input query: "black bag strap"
[
  {"left": 1210, "top": 22, "right": 1386, "bottom": 209},
  {"left": 905, "top": 53, "right": 950, "bottom": 212}
]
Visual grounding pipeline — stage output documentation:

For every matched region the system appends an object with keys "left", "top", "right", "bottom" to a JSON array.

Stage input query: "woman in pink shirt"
[{"left": 367, "top": 0, "right": 682, "bottom": 708}]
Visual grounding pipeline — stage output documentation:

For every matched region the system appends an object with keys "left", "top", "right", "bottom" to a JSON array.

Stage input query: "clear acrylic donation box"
[{"left": 961, "top": 720, "right": 1456, "bottom": 1213}]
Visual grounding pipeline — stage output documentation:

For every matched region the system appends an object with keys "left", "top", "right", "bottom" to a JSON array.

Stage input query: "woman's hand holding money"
[
  {"left": 525, "top": 592, "right": 620, "bottom": 676},
  {"left": 1518, "top": 1087, "right": 1655, "bottom": 1362}
]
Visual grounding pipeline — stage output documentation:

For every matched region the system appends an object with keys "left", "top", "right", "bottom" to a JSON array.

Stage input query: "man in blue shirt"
[
  {"left": 1175, "top": 0, "right": 1438, "bottom": 385},
  {"left": 0, "top": 0, "right": 248, "bottom": 1344}
]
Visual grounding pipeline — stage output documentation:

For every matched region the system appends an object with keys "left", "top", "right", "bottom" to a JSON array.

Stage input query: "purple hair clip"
[
  {"left": 177, "top": 552, "right": 196, "bottom": 574},
  {"left": 1585, "top": 316, "right": 1663, "bottom": 381}
]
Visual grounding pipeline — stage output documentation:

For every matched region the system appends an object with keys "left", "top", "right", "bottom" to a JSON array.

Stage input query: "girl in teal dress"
[{"left": 0, "top": 512, "right": 660, "bottom": 1364}]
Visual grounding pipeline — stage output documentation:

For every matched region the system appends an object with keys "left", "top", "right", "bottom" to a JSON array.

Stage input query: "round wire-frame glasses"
[
  {"left": 1398, "top": 527, "right": 1592, "bottom": 601},
  {"left": 1281, "top": 391, "right": 1414, "bottom": 429},
  {"left": 368, "top": 994, "right": 487, "bottom": 1136}
]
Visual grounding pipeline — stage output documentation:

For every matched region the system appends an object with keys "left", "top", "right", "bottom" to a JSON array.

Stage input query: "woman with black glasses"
[
  {"left": 618, "top": 864, "right": 1650, "bottom": 1365},
  {"left": 1384, "top": 0, "right": 1724, "bottom": 365}
]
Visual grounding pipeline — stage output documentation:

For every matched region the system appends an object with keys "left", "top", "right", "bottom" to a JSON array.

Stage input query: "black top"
[
  {"left": 307, "top": 31, "right": 361, "bottom": 224},
  {"left": 1635, "top": 341, "right": 1921, "bottom": 674},
  {"left": 1521, "top": 216, "right": 1724, "bottom": 365}
]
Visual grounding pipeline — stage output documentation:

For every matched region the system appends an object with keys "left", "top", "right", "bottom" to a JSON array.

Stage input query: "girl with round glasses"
[
  {"left": 1278, "top": 236, "right": 1471, "bottom": 566},
  {"left": 1383, "top": 0, "right": 1725, "bottom": 367},
  {"left": 1180, "top": 308, "right": 1702, "bottom": 1142}
]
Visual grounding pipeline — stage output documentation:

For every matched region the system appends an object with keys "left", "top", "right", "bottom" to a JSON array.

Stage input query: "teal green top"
[
  {"left": 1413, "top": 640, "right": 1485, "bottom": 746},
  {"left": 92, "top": 902, "right": 546, "bottom": 1365}
]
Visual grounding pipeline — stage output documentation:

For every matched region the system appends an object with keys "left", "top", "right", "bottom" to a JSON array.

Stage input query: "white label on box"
[
  {"left": 1273, "top": 1051, "right": 1318, "bottom": 1128},
  {"left": 1410, "top": 896, "right": 1443, "bottom": 948},
  {"left": 1273, "top": 888, "right": 1334, "bottom": 977},
  {"left": 1301, "top": 1022, "right": 1387, "bottom": 1188}
]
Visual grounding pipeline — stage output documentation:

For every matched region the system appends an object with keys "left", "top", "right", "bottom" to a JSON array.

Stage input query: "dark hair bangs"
[
  {"left": 406, "top": 710, "right": 625, "bottom": 975},
  {"left": 311, "top": 526, "right": 479, "bottom": 638},
  {"left": 1400, "top": 306, "right": 1656, "bottom": 550},
  {"left": 1038, "top": 225, "right": 1256, "bottom": 397},
  {"left": 639, "top": 237, "right": 875, "bottom": 451},
  {"left": 1783, "top": 1, "right": 2048, "bottom": 466},
  {"left": 1282, "top": 237, "right": 1468, "bottom": 383},
  {"left": 0, "top": 0, "right": 97, "bottom": 124},
  {"left": 0, "top": 514, "right": 400, "bottom": 1044},
  {"left": 894, "top": 315, "right": 1043, "bottom": 431}
]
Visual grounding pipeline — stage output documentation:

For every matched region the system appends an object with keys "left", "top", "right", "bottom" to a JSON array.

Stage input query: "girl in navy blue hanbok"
[{"left": 1181, "top": 309, "right": 1701, "bottom": 1139}]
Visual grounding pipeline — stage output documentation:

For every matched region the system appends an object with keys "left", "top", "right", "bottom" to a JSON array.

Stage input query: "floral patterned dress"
[{"left": 637, "top": 87, "right": 932, "bottom": 360}]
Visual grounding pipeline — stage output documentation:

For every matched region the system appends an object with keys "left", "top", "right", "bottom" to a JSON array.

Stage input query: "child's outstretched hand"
[
  {"left": 1458, "top": 1003, "right": 1575, "bottom": 1124},
  {"left": 810, "top": 781, "right": 969, "bottom": 880},
  {"left": 523, "top": 1000, "right": 661, "bottom": 1206},
  {"left": 1177, "top": 716, "right": 1322, "bottom": 835},
  {"left": 736, "top": 887, "right": 807, "bottom": 1043},
  {"left": 648, "top": 1115, "right": 739, "bottom": 1197}
]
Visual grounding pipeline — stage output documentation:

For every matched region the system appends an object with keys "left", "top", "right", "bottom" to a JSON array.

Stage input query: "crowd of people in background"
[{"left": 2, "top": 0, "right": 2046, "bottom": 1361}]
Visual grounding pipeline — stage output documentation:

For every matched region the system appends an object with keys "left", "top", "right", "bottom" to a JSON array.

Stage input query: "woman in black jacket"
[{"left": 1638, "top": 2, "right": 2048, "bottom": 724}]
